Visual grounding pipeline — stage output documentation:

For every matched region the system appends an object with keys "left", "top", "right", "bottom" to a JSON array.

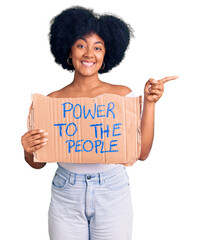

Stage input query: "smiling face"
[{"left": 69, "top": 33, "right": 106, "bottom": 77}]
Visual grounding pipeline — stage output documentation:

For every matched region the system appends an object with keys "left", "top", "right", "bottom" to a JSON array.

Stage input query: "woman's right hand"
[{"left": 21, "top": 129, "right": 48, "bottom": 155}]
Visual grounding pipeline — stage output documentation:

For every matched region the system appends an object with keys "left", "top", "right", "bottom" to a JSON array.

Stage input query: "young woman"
[{"left": 21, "top": 6, "right": 178, "bottom": 240}]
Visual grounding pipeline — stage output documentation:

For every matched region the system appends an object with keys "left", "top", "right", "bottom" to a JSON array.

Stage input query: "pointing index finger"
[{"left": 159, "top": 76, "right": 179, "bottom": 84}]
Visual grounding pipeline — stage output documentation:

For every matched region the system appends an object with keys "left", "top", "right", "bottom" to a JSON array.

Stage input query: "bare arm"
[
  {"left": 22, "top": 94, "right": 54, "bottom": 169},
  {"left": 139, "top": 76, "right": 179, "bottom": 160},
  {"left": 139, "top": 99, "right": 155, "bottom": 160},
  {"left": 21, "top": 129, "right": 48, "bottom": 169},
  {"left": 24, "top": 150, "right": 46, "bottom": 169}
]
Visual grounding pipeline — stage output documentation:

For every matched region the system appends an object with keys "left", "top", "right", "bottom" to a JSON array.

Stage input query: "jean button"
[{"left": 87, "top": 175, "right": 91, "bottom": 180}]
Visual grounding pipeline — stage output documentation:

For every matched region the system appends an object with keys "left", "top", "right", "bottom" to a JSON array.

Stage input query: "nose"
[{"left": 83, "top": 47, "right": 94, "bottom": 59}]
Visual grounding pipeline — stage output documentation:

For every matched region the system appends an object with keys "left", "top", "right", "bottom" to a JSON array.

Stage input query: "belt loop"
[
  {"left": 69, "top": 173, "right": 75, "bottom": 185},
  {"left": 99, "top": 173, "right": 103, "bottom": 185}
]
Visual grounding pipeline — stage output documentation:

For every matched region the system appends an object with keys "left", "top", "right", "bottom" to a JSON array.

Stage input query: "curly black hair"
[{"left": 48, "top": 6, "right": 134, "bottom": 74}]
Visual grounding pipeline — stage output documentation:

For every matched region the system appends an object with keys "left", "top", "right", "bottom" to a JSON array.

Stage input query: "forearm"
[
  {"left": 24, "top": 150, "right": 46, "bottom": 169},
  {"left": 139, "top": 98, "right": 155, "bottom": 160}
]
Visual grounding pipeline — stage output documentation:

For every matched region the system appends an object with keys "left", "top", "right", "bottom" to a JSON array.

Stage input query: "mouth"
[{"left": 81, "top": 61, "right": 95, "bottom": 67}]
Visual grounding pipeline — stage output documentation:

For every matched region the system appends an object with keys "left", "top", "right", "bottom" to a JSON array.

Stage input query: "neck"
[{"left": 70, "top": 71, "right": 103, "bottom": 91}]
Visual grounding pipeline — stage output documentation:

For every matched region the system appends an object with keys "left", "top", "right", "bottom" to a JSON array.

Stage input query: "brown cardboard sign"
[{"left": 27, "top": 93, "right": 142, "bottom": 166}]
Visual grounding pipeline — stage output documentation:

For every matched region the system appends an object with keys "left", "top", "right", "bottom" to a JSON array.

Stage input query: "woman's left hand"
[{"left": 144, "top": 76, "right": 179, "bottom": 103}]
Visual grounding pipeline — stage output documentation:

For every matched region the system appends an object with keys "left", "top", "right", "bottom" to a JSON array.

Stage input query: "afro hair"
[{"left": 48, "top": 6, "right": 134, "bottom": 74}]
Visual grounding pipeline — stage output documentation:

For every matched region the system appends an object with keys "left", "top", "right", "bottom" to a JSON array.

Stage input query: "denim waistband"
[{"left": 56, "top": 163, "right": 126, "bottom": 185}]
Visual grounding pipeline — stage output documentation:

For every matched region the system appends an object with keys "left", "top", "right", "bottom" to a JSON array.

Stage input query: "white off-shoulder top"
[{"left": 58, "top": 91, "right": 135, "bottom": 173}]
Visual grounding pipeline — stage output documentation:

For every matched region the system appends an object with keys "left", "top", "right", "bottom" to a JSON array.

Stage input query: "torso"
[{"left": 47, "top": 80, "right": 132, "bottom": 174}]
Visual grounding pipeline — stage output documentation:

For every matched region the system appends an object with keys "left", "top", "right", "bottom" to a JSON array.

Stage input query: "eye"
[
  {"left": 77, "top": 44, "right": 85, "bottom": 49},
  {"left": 95, "top": 47, "right": 102, "bottom": 51}
]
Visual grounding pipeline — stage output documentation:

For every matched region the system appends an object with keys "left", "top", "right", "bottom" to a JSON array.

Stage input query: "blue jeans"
[{"left": 48, "top": 164, "right": 133, "bottom": 240}]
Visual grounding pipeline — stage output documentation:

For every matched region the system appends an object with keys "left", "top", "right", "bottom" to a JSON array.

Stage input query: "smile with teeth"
[{"left": 81, "top": 61, "right": 95, "bottom": 67}]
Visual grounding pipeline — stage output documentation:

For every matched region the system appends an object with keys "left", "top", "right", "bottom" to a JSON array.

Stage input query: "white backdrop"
[{"left": 1, "top": 0, "right": 199, "bottom": 239}]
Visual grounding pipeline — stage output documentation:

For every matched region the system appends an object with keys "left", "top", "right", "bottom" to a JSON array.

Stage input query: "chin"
[
  {"left": 82, "top": 73, "right": 97, "bottom": 77},
  {"left": 79, "top": 70, "right": 100, "bottom": 77}
]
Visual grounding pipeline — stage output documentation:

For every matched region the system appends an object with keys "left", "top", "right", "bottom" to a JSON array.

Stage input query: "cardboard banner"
[{"left": 27, "top": 93, "right": 142, "bottom": 166}]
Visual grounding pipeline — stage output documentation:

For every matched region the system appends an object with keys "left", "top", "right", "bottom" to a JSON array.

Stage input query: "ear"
[{"left": 69, "top": 52, "right": 72, "bottom": 58}]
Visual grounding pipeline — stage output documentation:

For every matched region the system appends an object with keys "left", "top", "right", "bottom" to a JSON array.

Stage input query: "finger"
[
  {"left": 149, "top": 78, "right": 160, "bottom": 85},
  {"left": 28, "top": 129, "right": 45, "bottom": 136},
  {"left": 27, "top": 132, "right": 48, "bottom": 143},
  {"left": 145, "top": 79, "right": 154, "bottom": 93},
  {"left": 27, "top": 142, "right": 48, "bottom": 154},
  {"left": 145, "top": 79, "right": 152, "bottom": 87},
  {"left": 152, "top": 95, "right": 160, "bottom": 102},
  {"left": 28, "top": 138, "right": 48, "bottom": 147},
  {"left": 148, "top": 89, "right": 162, "bottom": 95},
  {"left": 151, "top": 84, "right": 164, "bottom": 91},
  {"left": 146, "top": 79, "right": 161, "bottom": 92},
  {"left": 146, "top": 94, "right": 160, "bottom": 103},
  {"left": 23, "top": 129, "right": 44, "bottom": 139},
  {"left": 159, "top": 76, "right": 179, "bottom": 84},
  {"left": 145, "top": 80, "right": 160, "bottom": 94}
]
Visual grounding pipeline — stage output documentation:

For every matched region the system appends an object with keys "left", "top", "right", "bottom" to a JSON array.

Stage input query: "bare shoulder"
[
  {"left": 47, "top": 91, "right": 59, "bottom": 98},
  {"left": 107, "top": 83, "right": 132, "bottom": 97},
  {"left": 47, "top": 85, "right": 72, "bottom": 98},
  {"left": 116, "top": 85, "right": 132, "bottom": 96}
]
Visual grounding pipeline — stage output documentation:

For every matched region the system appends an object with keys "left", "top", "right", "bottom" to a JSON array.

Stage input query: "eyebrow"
[{"left": 79, "top": 37, "right": 104, "bottom": 45}]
